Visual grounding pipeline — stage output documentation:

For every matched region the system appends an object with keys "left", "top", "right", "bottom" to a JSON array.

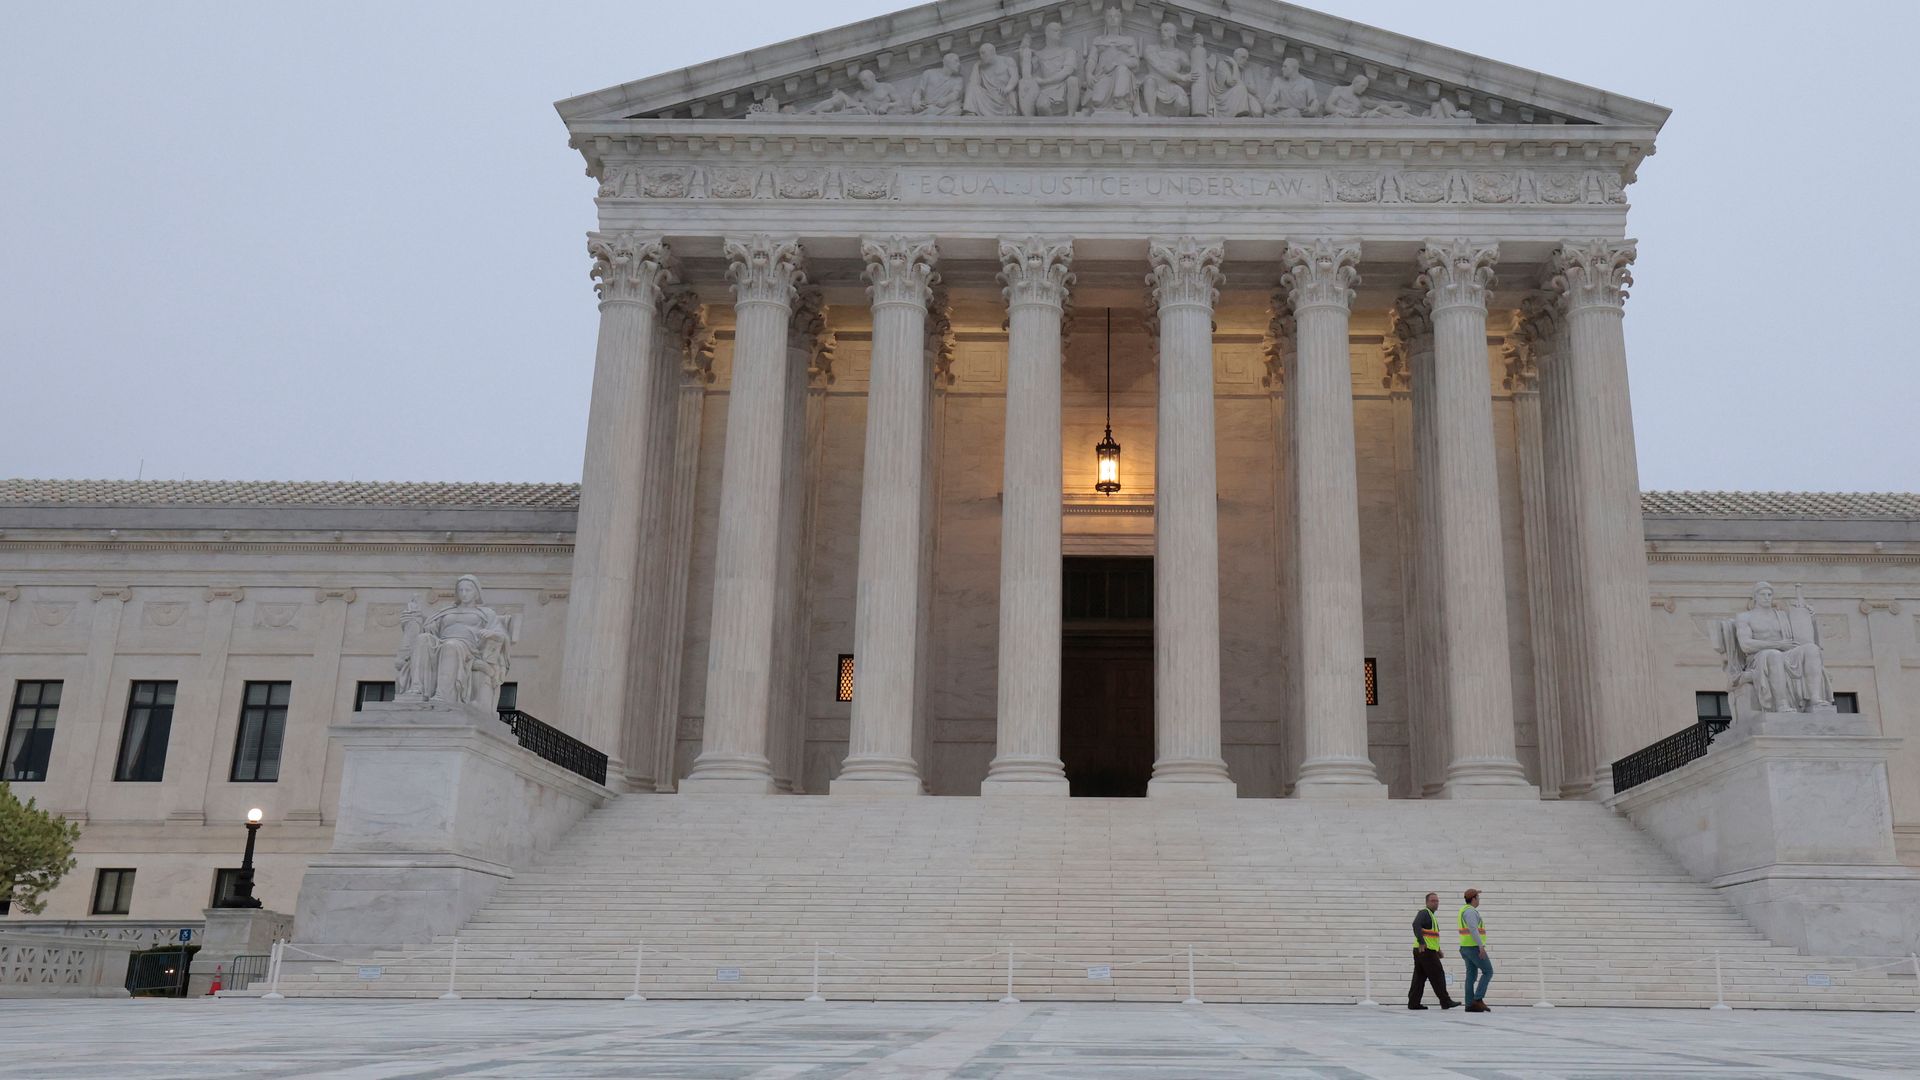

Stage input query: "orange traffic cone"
[{"left": 208, "top": 963, "right": 223, "bottom": 995}]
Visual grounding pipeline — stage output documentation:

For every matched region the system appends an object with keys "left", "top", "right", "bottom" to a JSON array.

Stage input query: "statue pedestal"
[
  {"left": 1612, "top": 715, "right": 1920, "bottom": 957},
  {"left": 290, "top": 702, "right": 610, "bottom": 950},
  {"left": 190, "top": 907, "right": 292, "bottom": 996}
]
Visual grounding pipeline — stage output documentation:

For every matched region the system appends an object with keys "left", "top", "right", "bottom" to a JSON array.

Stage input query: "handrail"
[
  {"left": 496, "top": 708, "right": 609, "bottom": 786},
  {"left": 1611, "top": 718, "right": 1731, "bottom": 792}
]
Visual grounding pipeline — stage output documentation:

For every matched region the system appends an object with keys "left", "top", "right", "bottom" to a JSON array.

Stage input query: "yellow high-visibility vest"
[
  {"left": 1458, "top": 905, "right": 1485, "bottom": 948},
  {"left": 1415, "top": 909, "right": 1441, "bottom": 952}
]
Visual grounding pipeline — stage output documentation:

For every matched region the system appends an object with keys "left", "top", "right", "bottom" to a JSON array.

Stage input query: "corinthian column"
[
  {"left": 1281, "top": 239, "right": 1384, "bottom": 797},
  {"left": 684, "top": 235, "right": 807, "bottom": 793},
  {"left": 558, "top": 233, "right": 675, "bottom": 771},
  {"left": 982, "top": 237, "right": 1074, "bottom": 796},
  {"left": 1415, "top": 240, "right": 1533, "bottom": 797},
  {"left": 1544, "top": 240, "right": 1655, "bottom": 797},
  {"left": 1505, "top": 300, "right": 1564, "bottom": 798},
  {"left": 1146, "top": 237, "right": 1235, "bottom": 797},
  {"left": 832, "top": 236, "right": 940, "bottom": 794},
  {"left": 1386, "top": 298, "right": 1440, "bottom": 797}
]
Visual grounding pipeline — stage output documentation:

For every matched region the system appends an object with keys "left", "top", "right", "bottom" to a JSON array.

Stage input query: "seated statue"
[
  {"left": 963, "top": 42, "right": 1020, "bottom": 117},
  {"left": 1712, "top": 581, "right": 1834, "bottom": 716},
  {"left": 914, "top": 54, "right": 965, "bottom": 115},
  {"left": 1262, "top": 57, "right": 1320, "bottom": 117},
  {"left": 1018, "top": 23, "right": 1081, "bottom": 117},
  {"left": 1140, "top": 21, "right": 1199, "bottom": 117},
  {"left": 395, "top": 574, "right": 517, "bottom": 712},
  {"left": 1323, "top": 75, "right": 1415, "bottom": 119},
  {"left": 811, "top": 70, "right": 904, "bottom": 116},
  {"left": 1208, "top": 48, "right": 1262, "bottom": 117}
]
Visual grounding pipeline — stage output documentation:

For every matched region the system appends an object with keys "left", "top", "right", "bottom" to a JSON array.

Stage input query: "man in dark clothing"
[{"left": 1409, "top": 891, "right": 1459, "bottom": 1010}]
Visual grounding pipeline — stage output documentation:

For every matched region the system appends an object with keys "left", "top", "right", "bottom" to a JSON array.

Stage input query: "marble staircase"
[{"left": 277, "top": 796, "right": 1920, "bottom": 1008}]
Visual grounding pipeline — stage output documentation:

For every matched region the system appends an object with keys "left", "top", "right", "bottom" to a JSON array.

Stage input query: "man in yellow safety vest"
[
  {"left": 1408, "top": 891, "right": 1459, "bottom": 1009},
  {"left": 1459, "top": 887, "right": 1493, "bottom": 1012}
]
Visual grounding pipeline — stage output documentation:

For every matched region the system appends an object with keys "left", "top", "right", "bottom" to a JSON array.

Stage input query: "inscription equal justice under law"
[{"left": 914, "top": 170, "right": 1319, "bottom": 204}]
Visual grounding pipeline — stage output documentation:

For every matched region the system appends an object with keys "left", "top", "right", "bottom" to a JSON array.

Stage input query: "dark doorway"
[{"left": 1061, "top": 557, "right": 1154, "bottom": 797}]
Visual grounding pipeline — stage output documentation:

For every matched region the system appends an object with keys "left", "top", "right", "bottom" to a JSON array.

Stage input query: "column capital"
[
  {"left": 926, "top": 285, "right": 956, "bottom": 390},
  {"left": 997, "top": 236, "right": 1074, "bottom": 310},
  {"left": 1280, "top": 238, "right": 1362, "bottom": 313},
  {"left": 1383, "top": 292, "right": 1432, "bottom": 393},
  {"left": 588, "top": 233, "right": 675, "bottom": 308},
  {"left": 724, "top": 235, "right": 807, "bottom": 307},
  {"left": 1146, "top": 236, "right": 1225, "bottom": 312},
  {"left": 1416, "top": 239, "right": 1499, "bottom": 313},
  {"left": 1262, "top": 301, "right": 1295, "bottom": 396},
  {"left": 861, "top": 236, "right": 941, "bottom": 308},
  {"left": 1548, "top": 239, "right": 1637, "bottom": 313},
  {"left": 1501, "top": 292, "right": 1560, "bottom": 392},
  {"left": 788, "top": 285, "right": 833, "bottom": 375}
]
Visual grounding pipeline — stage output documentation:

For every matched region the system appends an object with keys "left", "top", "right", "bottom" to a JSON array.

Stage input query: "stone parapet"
[
  {"left": 1612, "top": 718, "right": 1920, "bottom": 957},
  {"left": 290, "top": 701, "right": 610, "bottom": 949}
]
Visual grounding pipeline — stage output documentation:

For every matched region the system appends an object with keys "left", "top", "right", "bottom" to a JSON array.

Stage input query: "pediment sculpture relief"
[{"left": 744, "top": 8, "right": 1473, "bottom": 124}]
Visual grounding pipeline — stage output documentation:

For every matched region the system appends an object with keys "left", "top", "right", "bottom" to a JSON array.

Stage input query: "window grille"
[
  {"left": 1363, "top": 658, "right": 1378, "bottom": 707},
  {"left": 837, "top": 655, "right": 856, "bottom": 702}
]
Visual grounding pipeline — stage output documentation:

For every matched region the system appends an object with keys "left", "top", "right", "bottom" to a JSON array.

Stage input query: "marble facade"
[{"left": 2, "top": 0, "right": 1918, "bottom": 933}]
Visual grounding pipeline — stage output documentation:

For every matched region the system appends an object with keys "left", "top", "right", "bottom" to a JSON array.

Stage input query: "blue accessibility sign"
[{"left": 178, "top": 929, "right": 193, "bottom": 942}]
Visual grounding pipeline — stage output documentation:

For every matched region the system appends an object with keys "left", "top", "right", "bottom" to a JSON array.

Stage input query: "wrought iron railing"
[
  {"left": 497, "top": 708, "right": 609, "bottom": 786},
  {"left": 1611, "top": 718, "right": 1731, "bottom": 793}
]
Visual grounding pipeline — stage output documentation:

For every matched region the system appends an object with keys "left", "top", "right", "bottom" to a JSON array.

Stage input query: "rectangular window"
[
  {"left": 1363, "top": 658, "right": 1378, "bottom": 707},
  {"left": 353, "top": 681, "right": 395, "bottom": 711},
  {"left": 837, "top": 655, "right": 856, "bottom": 703},
  {"left": 496, "top": 682, "right": 518, "bottom": 711},
  {"left": 4, "top": 680, "right": 61, "bottom": 782},
  {"left": 91, "top": 868, "right": 135, "bottom": 915},
  {"left": 210, "top": 868, "right": 245, "bottom": 908},
  {"left": 114, "top": 682, "right": 176, "bottom": 782},
  {"left": 231, "top": 681, "right": 291, "bottom": 782},
  {"left": 1695, "top": 692, "right": 1732, "bottom": 723},
  {"left": 1835, "top": 692, "right": 1859, "bottom": 715}
]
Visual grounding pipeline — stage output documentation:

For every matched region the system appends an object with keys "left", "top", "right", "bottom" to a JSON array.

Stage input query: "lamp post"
[{"left": 224, "top": 808, "right": 265, "bottom": 909}]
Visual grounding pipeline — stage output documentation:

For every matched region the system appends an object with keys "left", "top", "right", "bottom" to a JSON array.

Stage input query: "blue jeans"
[{"left": 1460, "top": 946, "right": 1493, "bottom": 1003}]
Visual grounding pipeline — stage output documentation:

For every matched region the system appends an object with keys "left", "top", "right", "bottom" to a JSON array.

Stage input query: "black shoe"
[
  {"left": 1440, "top": 1000, "right": 1460, "bottom": 1010},
  {"left": 1465, "top": 1002, "right": 1488, "bottom": 1013},
  {"left": 1407, "top": 1003, "right": 1429, "bottom": 1010}
]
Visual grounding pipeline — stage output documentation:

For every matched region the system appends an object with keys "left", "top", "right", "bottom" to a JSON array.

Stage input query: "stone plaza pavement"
[{"left": 3, "top": 999, "right": 1920, "bottom": 1078}]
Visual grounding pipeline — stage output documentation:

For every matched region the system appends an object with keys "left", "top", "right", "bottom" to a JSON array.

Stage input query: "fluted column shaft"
[
  {"left": 1283, "top": 239, "right": 1385, "bottom": 797},
  {"left": 1390, "top": 298, "right": 1445, "bottom": 796},
  {"left": 685, "top": 236, "right": 806, "bottom": 793},
  {"left": 834, "top": 237, "right": 940, "bottom": 794},
  {"left": 1506, "top": 305, "right": 1563, "bottom": 798},
  {"left": 1547, "top": 240, "right": 1655, "bottom": 796},
  {"left": 559, "top": 233, "right": 674, "bottom": 769},
  {"left": 1417, "top": 241, "right": 1533, "bottom": 797},
  {"left": 983, "top": 238, "right": 1073, "bottom": 795},
  {"left": 1147, "top": 238, "right": 1235, "bottom": 797},
  {"left": 1535, "top": 299, "right": 1599, "bottom": 797}
]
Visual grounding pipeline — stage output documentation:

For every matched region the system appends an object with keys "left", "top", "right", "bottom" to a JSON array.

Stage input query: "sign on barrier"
[
  {"left": 1806, "top": 973, "right": 1832, "bottom": 987},
  {"left": 357, "top": 966, "right": 383, "bottom": 980},
  {"left": 1086, "top": 965, "right": 1112, "bottom": 981},
  {"left": 715, "top": 967, "right": 741, "bottom": 983},
  {"left": 178, "top": 929, "right": 193, "bottom": 943}
]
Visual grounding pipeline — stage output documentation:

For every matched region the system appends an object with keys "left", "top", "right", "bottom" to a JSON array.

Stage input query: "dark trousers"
[{"left": 1409, "top": 948, "right": 1453, "bottom": 1006}]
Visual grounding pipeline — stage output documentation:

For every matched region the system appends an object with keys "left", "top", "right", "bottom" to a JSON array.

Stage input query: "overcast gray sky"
[{"left": 3, "top": 1, "right": 1914, "bottom": 492}]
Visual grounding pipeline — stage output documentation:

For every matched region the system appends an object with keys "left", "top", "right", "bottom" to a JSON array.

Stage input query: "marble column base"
[
  {"left": 681, "top": 751, "right": 776, "bottom": 793},
  {"left": 829, "top": 757, "right": 924, "bottom": 796},
  {"left": 1294, "top": 758, "right": 1389, "bottom": 799},
  {"left": 1147, "top": 759, "right": 1237, "bottom": 799},
  {"left": 981, "top": 754, "right": 1069, "bottom": 797},
  {"left": 1439, "top": 758, "right": 1538, "bottom": 800},
  {"left": 980, "top": 775, "right": 1071, "bottom": 797},
  {"left": 680, "top": 775, "right": 777, "bottom": 794}
]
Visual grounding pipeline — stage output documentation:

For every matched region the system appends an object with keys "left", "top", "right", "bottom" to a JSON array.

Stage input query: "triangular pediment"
[{"left": 556, "top": 0, "right": 1667, "bottom": 131}]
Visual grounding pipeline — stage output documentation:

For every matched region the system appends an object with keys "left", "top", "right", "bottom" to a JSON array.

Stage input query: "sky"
[{"left": 2, "top": 1, "right": 1915, "bottom": 493}]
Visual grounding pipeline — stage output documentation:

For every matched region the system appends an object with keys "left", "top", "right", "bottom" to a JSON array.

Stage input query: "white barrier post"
[
  {"left": 1710, "top": 950, "right": 1731, "bottom": 1010},
  {"left": 439, "top": 937, "right": 462, "bottom": 1001},
  {"left": 1358, "top": 949, "right": 1377, "bottom": 1007},
  {"left": 261, "top": 939, "right": 285, "bottom": 1000},
  {"left": 1532, "top": 948, "right": 1554, "bottom": 1008},
  {"left": 999, "top": 943, "right": 1019, "bottom": 1004},
  {"left": 625, "top": 941, "right": 646, "bottom": 1002},
  {"left": 806, "top": 943, "right": 825, "bottom": 1003},
  {"left": 1183, "top": 945, "right": 1202, "bottom": 1005}
]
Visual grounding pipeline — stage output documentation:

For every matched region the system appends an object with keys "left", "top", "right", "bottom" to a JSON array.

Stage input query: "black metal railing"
[
  {"left": 497, "top": 708, "right": 609, "bottom": 786},
  {"left": 1611, "top": 718, "right": 1731, "bottom": 793}
]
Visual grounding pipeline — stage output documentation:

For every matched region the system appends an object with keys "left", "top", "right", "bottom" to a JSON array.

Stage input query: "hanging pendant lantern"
[{"left": 1095, "top": 308, "right": 1122, "bottom": 494}]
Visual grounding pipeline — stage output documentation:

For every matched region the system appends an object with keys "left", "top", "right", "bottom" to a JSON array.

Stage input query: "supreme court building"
[{"left": 5, "top": 1, "right": 1920, "bottom": 1001}]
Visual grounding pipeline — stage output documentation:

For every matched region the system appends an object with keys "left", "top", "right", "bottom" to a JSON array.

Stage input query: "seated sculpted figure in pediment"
[
  {"left": 1711, "top": 581, "right": 1834, "bottom": 717},
  {"left": 963, "top": 42, "right": 1021, "bottom": 117},
  {"left": 1324, "top": 75, "right": 1416, "bottom": 119},
  {"left": 1262, "top": 57, "right": 1320, "bottom": 117},
  {"left": 914, "top": 54, "right": 965, "bottom": 115},
  {"left": 1018, "top": 23, "right": 1082, "bottom": 117}
]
